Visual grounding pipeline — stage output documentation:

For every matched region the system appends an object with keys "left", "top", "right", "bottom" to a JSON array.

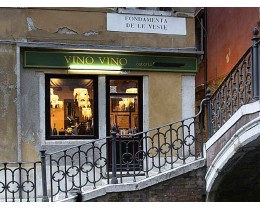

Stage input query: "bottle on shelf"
[
  {"left": 128, "top": 128, "right": 132, "bottom": 134},
  {"left": 52, "top": 123, "right": 57, "bottom": 135},
  {"left": 133, "top": 125, "right": 138, "bottom": 134}
]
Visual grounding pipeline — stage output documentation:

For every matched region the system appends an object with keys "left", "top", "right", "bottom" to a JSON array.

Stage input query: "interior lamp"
[
  {"left": 118, "top": 88, "right": 137, "bottom": 111},
  {"left": 73, "top": 88, "right": 92, "bottom": 120},
  {"left": 82, "top": 107, "right": 92, "bottom": 120},
  {"left": 50, "top": 88, "right": 63, "bottom": 109},
  {"left": 73, "top": 88, "right": 89, "bottom": 102},
  {"left": 126, "top": 88, "right": 138, "bottom": 93}
]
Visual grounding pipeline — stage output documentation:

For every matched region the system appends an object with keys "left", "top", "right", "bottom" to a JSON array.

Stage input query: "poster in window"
[{"left": 116, "top": 114, "right": 130, "bottom": 129}]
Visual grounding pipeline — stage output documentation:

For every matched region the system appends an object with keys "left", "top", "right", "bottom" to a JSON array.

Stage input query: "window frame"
[
  {"left": 45, "top": 74, "right": 99, "bottom": 140},
  {"left": 106, "top": 76, "right": 143, "bottom": 136}
]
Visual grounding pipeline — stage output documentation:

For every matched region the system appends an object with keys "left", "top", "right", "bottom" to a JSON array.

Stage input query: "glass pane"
[
  {"left": 50, "top": 78, "right": 94, "bottom": 137},
  {"left": 109, "top": 80, "right": 138, "bottom": 94},
  {"left": 110, "top": 95, "right": 139, "bottom": 135},
  {"left": 111, "top": 95, "right": 137, "bottom": 112}
]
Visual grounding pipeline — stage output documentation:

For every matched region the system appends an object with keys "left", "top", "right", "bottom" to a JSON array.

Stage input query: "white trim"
[
  {"left": 205, "top": 115, "right": 260, "bottom": 193},
  {"left": 143, "top": 76, "right": 149, "bottom": 131},
  {"left": 39, "top": 74, "right": 105, "bottom": 146},
  {"left": 16, "top": 46, "right": 22, "bottom": 161},
  {"left": 98, "top": 76, "right": 106, "bottom": 139},
  {"left": 38, "top": 74, "right": 146, "bottom": 146},
  {"left": 143, "top": 76, "right": 149, "bottom": 168},
  {"left": 206, "top": 100, "right": 260, "bottom": 150},
  {"left": 181, "top": 75, "right": 195, "bottom": 119},
  {"left": 38, "top": 72, "right": 46, "bottom": 146},
  {"left": 181, "top": 75, "right": 195, "bottom": 155}
]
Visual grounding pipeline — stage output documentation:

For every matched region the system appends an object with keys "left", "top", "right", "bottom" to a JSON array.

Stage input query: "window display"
[
  {"left": 45, "top": 75, "right": 98, "bottom": 140},
  {"left": 108, "top": 79, "right": 140, "bottom": 136}
]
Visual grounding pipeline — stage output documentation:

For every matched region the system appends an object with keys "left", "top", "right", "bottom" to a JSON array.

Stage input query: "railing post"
[
  {"left": 206, "top": 87, "right": 212, "bottom": 138},
  {"left": 111, "top": 125, "right": 118, "bottom": 184},
  {"left": 199, "top": 104, "right": 204, "bottom": 158},
  {"left": 258, "top": 30, "right": 260, "bottom": 97},
  {"left": 40, "top": 150, "right": 49, "bottom": 202},
  {"left": 252, "top": 27, "right": 260, "bottom": 101}
]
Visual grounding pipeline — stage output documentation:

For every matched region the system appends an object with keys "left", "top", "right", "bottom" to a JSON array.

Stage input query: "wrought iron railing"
[
  {"left": 41, "top": 139, "right": 108, "bottom": 202},
  {"left": 110, "top": 107, "right": 205, "bottom": 184},
  {"left": 0, "top": 161, "right": 41, "bottom": 202},
  {"left": 40, "top": 98, "right": 209, "bottom": 202},
  {"left": 207, "top": 48, "right": 253, "bottom": 135},
  {"left": 207, "top": 28, "right": 260, "bottom": 137}
]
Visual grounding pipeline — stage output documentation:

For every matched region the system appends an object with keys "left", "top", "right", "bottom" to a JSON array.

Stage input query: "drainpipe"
[{"left": 204, "top": 7, "right": 208, "bottom": 96}]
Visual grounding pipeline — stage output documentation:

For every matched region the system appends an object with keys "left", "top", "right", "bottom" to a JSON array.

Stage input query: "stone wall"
[
  {"left": 87, "top": 166, "right": 206, "bottom": 202},
  {"left": 0, "top": 43, "right": 18, "bottom": 161}
]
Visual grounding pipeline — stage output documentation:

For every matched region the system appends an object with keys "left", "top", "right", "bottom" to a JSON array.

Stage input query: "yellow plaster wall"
[
  {"left": 147, "top": 72, "right": 182, "bottom": 129},
  {"left": 22, "top": 141, "right": 40, "bottom": 162},
  {"left": 0, "top": 8, "right": 195, "bottom": 48},
  {"left": 121, "top": 70, "right": 183, "bottom": 129}
]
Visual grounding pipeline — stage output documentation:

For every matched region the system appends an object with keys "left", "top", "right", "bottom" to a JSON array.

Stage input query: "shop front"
[{"left": 20, "top": 46, "right": 198, "bottom": 163}]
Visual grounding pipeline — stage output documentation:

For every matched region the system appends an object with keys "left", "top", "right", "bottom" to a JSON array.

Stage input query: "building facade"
[
  {"left": 195, "top": 7, "right": 260, "bottom": 201},
  {"left": 0, "top": 7, "right": 201, "bottom": 163}
]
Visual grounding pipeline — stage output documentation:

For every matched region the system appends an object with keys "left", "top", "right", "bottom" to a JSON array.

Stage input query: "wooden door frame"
[{"left": 106, "top": 76, "right": 143, "bottom": 170}]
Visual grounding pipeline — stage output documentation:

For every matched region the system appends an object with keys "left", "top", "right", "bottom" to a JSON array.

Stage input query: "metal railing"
[
  {"left": 39, "top": 98, "right": 209, "bottom": 202},
  {"left": 110, "top": 104, "right": 206, "bottom": 184},
  {"left": 0, "top": 161, "right": 41, "bottom": 202},
  {"left": 207, "top": 48, "right": 253, "bottom": 136},
  {"left": 207, "top": 28, "right": 260, "bottom": 137},
  {"left": 41, "top": 138, "right": 108, "bottom": 202}
]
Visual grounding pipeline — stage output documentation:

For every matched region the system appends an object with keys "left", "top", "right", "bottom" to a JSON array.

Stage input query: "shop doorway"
[{"left": 106, "top": 76, "right": 143, "bottom": 171}]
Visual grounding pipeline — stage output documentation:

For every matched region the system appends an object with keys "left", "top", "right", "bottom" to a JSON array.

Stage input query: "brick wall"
[{"left": 87, "top": 167, "right": 206, "bottom": 202}]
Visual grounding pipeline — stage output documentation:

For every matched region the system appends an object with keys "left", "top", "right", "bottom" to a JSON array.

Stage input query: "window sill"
[{"left": 43, "top": 139, "right": 101, "bottom": 146}]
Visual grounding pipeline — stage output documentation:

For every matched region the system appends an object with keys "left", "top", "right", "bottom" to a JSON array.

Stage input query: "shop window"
[
  {"left": 45, "top": 75, "right": 98, "bottom": 140},
  {"left": 108, "top": 78, "right": 142, "bottom": 135}
]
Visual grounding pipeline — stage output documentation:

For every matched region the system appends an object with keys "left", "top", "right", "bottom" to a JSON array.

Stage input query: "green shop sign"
[{"left": 24, "top": 51, "right": 197, "bottom": 72}]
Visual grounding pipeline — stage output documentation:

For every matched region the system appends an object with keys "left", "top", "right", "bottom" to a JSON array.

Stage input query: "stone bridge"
[
  {"left": 205, "top": 101, "right": 260, "bottom": 201},
  {"left": 204, "top": 28, "right": 260, "bottom": 201}
]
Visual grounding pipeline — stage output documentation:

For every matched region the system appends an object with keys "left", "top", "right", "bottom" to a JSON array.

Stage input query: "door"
[{"left": 106, "top": 76, "right": 143, "bottom": 171}]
